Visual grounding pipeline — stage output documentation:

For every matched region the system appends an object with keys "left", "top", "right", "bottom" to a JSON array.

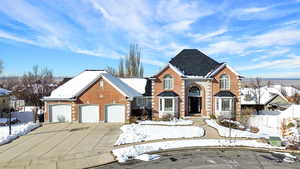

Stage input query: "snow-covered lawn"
[
  {"left": 206, "top": 119, "right": 274, "bottom": 139},
  {"left": 138, "top": 119, "right": 193, "bottom": 126},
  {"left": 113, "top": 139, "right": 283, "bottom": 162},
  {"left": 115, "top": 124, "right": 204, "bottom": 145},
  {"left": 0, "top": 122, "right": 40, "bottom": 145}
]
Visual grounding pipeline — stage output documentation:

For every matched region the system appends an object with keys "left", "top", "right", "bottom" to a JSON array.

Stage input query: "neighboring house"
[
  {"left": 0, "top": 88, "right": 11, "bottom": 115},
  {"left": 241, "top": 86, "right": 290, "bottom": 112},
  {"left": 150, "top": 49, "right": 242, "bottom": 120},
  {"left": 43, "top": 70, "right": 141, "bottom": 123}
]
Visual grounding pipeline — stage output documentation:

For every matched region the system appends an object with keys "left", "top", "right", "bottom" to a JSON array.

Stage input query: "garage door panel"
[
  {"left": 79, "top": 105, "right": 99, "bottom": 123},
  {"left": 106, "top": 105, "right": 125, "bottom": 123},
  {"left": 50, "top": 105, "right": 72, "bottom": 122}
]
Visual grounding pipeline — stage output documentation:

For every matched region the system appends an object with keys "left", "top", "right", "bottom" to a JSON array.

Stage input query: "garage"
[
  {"left": 49, "top": 104, "right": 72, "bottom": 122},
  {"left": 105, "top": 104, "right": 125, "bottom": 122},
  {"left": 79, "top": 105, "right": 99, "bottom": 123}
]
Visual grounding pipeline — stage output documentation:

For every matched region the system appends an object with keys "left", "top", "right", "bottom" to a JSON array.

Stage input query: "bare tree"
[
  {"left": 118, "top": 58, "right": 125, "bottom": 78},
  {"left": 21, "top": 65, "right": 54, "bottom": 107},
  {"left": 106, "top": 44, "right": 144, "bottom": 78},
  {"left": 250, "top": 77, "right": 263, "bottom": 113},
  {"left": 280, "top": 85, "right": 288, "bottom": 98},
  {"left": 124, "top": 44, "right": 144, "bottom": 77},
  {"left": 105, "top": 66, "right": 118, "bottom": 76}
]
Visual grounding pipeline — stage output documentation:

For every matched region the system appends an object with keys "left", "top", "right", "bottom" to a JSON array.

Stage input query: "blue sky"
[{"left": 1, "top": 0, "right": 300, "bottom": 78}]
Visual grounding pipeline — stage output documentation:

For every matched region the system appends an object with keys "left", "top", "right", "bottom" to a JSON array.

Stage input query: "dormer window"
[
  {"left": 163, "top": 74, "right": 173, "bottom": 90},
  {"left": 220, "top": 74, "right": 230, "bottom": 90}
]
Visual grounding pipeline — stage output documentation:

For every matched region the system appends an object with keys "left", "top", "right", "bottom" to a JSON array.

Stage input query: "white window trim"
[
  {"left": 163, "top": 75, "right": 174, "bottom": 90},
  {"left": 220, "top": 74, "right": 230, "bottom": 90},
  {"left": 159, "top": 97, "right": 178, "bottom": 117},
  {"left": 215, "top": 97, "right": 234, "bottom": 118}
]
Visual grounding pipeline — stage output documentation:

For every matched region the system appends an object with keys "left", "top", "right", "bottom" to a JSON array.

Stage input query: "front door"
[{"left": 189, "top": 97, "right": 201, "bottom": 114}]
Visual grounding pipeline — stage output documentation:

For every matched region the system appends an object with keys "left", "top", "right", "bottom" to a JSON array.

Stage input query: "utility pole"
[{"left": 9, "top": 109, "right": 12, "bottom": 135}]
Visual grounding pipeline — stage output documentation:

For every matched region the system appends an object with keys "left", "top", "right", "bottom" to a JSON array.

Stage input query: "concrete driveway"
[{"left": 0, "top": 123, "right": 122, "bottom": 169}]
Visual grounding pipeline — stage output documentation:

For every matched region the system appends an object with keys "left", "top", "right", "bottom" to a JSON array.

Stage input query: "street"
[{"left": 96, "top": 149, "right": 300, "bottom": 169}]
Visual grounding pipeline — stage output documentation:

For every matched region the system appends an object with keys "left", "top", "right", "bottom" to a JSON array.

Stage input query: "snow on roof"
[
  {"left": 271, "top": 85, "right": 300, "bottom": 97},
  {"left": 101, "top": 74, "right": 141, "bottom": 98},
  {"left": 0, "top": 88, "right": 11, "bottom": 96},
  {"left": 45, "top": 70, "right": 141, "bottom": 100},
  {"left": 120, "top": 78, "right": 147, "bottom": 94},
  {"left": 241, "top": 86, "right": 288, "bottom": 105}
]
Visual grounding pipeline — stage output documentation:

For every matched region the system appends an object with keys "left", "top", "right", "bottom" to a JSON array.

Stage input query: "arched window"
[
  {"left": 188, "top": 86, "right": 201, "bottom": 97},
  {"left": 163, "top": 74, "right": 173, "bottom": 90},
  {"left": 220, "top": 74, "right": 230, "bottom": 90}
]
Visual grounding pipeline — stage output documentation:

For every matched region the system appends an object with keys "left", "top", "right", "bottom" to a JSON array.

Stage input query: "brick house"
[
  {"left": 43, "top": 70, "right": 141, "bottom": 123},
  {"left": 151, "top": 49, "right": 243, "bottom": 120}
]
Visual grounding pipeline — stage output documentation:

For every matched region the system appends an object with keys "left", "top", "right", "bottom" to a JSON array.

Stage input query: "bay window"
[
  {"left": 216, "top": 97, "right": 234, "bottom": 118},
  {"left": 159, "top": 97, "right": 178, "bottom": 116}
]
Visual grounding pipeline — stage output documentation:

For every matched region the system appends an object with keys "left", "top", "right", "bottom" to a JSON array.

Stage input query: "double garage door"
[{"left": 49, "top": 104, "right": 125, "bottom": 123}]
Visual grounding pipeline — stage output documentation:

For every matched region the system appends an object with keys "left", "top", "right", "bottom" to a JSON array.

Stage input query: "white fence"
[{"left": 248, "top": 115, "right": 282, "bottom": 137}]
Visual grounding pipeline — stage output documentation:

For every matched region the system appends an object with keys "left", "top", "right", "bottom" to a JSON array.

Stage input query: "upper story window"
[
  {"left": 163, "top": 74, "right": 173, "bottom": 90},
  {"left": 99, "top": 79, "right": 104, "bottom": 88},
  {"left": 220, "top": 74, "right": 230, "bottom": 90}
]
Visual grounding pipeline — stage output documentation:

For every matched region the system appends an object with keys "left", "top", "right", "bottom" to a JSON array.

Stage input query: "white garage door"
[
  {"left": 79, "top": 105, "right": 99, "bottom": 123},
  {"left": 50, "top": 105, "right": 72, "bottom": 122},
  {"left": 106, "top": 104, "right": 125, "bottom": 123}
]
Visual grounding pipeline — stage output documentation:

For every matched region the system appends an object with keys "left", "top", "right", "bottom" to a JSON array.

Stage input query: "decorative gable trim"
[
  {"left": 152, "top": 63, "right": 184, "bottom": 78},
  {"left": 208, "top": 63, "right": 241, "bottom": 77}
]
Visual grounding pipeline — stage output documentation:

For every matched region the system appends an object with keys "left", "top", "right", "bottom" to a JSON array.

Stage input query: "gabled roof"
[
  {"left": 169, "top": 49, "right": 221, "bottom": 76},
  {"left": 241, "top": 86, "right": 289, "bottom": 105},
  {"left": 44, "top": 70, "right": 141, "bottom": 101},
  {"left": 0, "top": 88, "right": 11, "bottom": 96}
]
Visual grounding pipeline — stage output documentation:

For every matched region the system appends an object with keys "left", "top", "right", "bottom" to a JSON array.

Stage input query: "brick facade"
[
  {"left": 45, "top": 77, "right": 131, "bottom": 123},
  {"left": 152, "top": 65, "right": 241, "bottom": 119},
  {"left": 212, "top": 66, "right": 241, "bottom": 119},
  {"left": 152, "top": 66, "right": 183, "bottom": 120}
]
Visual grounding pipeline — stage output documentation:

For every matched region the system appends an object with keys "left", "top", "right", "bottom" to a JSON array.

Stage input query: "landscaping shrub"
[
  {"left": 219, "top": 120, "right": 239, "bottom": 129},
  {"left": 287, "top": 122, "right": 295, "bottom": 128},
  {"left": 250, "top": 126, "right": 259, "bottom": 133},
  {"left": 209, "top": 114, "right": 217, "bottom": 119},
  {"left": 160, "top": 114, "right": 174, "bottom": 121}
]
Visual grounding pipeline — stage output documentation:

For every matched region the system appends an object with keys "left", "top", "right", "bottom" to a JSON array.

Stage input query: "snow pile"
[
  {"left": 0, "top": 122, "right": 40, "bottom": 145},
  {"left": 206, "top": 119, "right": 275, "bottom": 139},
  {"left": 113, "top": 139, "right": 283, "bottom": 162},
  {"left": 271, "top": 152, "right": 297, "bottom": 163},
  {"left": 135, "top": 154, "right": 160, "bottom": 161},
  {"left": 138, "top": 119, "right": 193, "bottom": 126},
  {"left": 115, "top": 124, "right": 204, "bottom": 145}
]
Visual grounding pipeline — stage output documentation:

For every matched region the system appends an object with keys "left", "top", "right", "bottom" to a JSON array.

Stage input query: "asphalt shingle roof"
[
  {"left": 169, "top": 49, "right": 221, "bottom": 76},
  {"left": 214, "top": 90, "right": 236, "bottom": 97},
  {"left": 157, "top": 91, "right": 179, "bottom": 97}
]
